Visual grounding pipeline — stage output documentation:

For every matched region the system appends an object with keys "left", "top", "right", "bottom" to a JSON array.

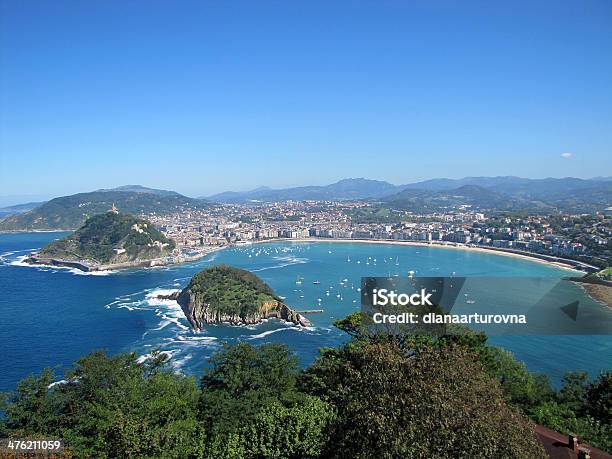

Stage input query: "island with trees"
[{"left": 169, "top": 265, "right": 311, "bottom": 328}]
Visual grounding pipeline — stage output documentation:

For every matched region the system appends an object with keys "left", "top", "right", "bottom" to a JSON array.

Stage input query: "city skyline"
[{"left": 1, "top": 1, "right": 612, "bottom": 199}]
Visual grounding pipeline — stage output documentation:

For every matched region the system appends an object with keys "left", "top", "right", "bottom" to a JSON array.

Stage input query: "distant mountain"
[
  {"left": 207, "top": 176, "right": 611, "bottom": 212},
  {"left": 399, "top": 176, "right": 610, "bottom": 198},
  {"left": 0, "top": 201, "right": 44, "bottom": 218},
  {"left": 207, "top": 178, "right": 401, "bottom": 202},
  {"left": 383, "top": 185, "right": 528, "bottom": 212},
  {"left": 0, "top": 190, "right": 210, "bottom": 231},
  {"left": 393, "top": 177, "right": 611, "bottom": 212},
  {"left": 96, "top": 185, "right": 181, "bottom": 197}
]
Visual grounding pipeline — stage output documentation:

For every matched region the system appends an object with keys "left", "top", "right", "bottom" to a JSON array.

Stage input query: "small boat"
[
  {"left": 313, "top": 280, "right": 321, "bottom": 285},
  {"left": 466, "top": 300, "right": 476, "bottom": 304}
]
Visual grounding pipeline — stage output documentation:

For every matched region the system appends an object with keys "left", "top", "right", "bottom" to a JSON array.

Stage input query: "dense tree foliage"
[
  {"left": 38, "top": 212, "right": 175, "bottom": 263},
  {"left": 301, "top": 340, "right": 545, "bottom": 458},
  {"left": 2, "top": 317, "right": 610, "bottom": 457},
  {"left": 182, "top": 265, "right": 280, "bottom": 317}
]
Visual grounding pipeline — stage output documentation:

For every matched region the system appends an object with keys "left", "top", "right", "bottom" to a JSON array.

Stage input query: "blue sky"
[{"left": 1, "top": 0, "right": 611, "bottom": 203}]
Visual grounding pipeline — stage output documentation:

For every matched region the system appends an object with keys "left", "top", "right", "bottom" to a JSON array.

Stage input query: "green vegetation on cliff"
[
  {"left": 179, "top": 265, "right": 279, "bottom": 318},
  {"left": 37, "top": 211, "right": 175, "bottom": 264},
  {"left": 0, "top": 190, "right": 209, "bottom": 231}
]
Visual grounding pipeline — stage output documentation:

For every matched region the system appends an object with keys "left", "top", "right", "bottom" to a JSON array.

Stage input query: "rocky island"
[
  {"left": 161, "top": 265, "right": 311, "bottom": 329},
  {"left": 26, "top": 208, "right": 176, "bottom": 271}
]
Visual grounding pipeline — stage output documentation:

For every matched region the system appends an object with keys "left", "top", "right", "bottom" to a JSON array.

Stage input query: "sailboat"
[{"left": 295, "top": 276, "right": 302, "bottom": 285}]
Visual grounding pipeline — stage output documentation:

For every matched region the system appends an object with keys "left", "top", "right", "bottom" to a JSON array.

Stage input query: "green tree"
[
  {"left": 558, "top": 371, "right": 590, "bottom": 413},
  {"left": 484, "top": 347, "right": 554, "bottom": 412},
  {"left": 199, "top": 342, "right": 335, "bottom": 459},
  {"left": 585, "top": 371, "right": 611, "bottom": 423},
  {"left": 3, "top": 350, "right": 202, "bottom": 458},
  {"left": 303, "top": 340, "right": 546, "bottom": 459},
  {"left": 199, "top": 343, "right": 303, "bottom": 434},
  {"left": 243, "top": 397, "right": 335, "bottom": 458}
]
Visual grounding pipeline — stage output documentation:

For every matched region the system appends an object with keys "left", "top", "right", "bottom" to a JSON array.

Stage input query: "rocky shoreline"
[
  {"left": 24, "top": 247, "right": 223, "bottom": 272},
  {"left": 157, "top": 291, "right": 312, "bottom": 329}
]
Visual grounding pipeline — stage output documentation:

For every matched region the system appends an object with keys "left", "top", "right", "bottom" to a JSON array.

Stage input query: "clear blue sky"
[{"left": 1, "top": 0, "right": 611, "bottom": 203}]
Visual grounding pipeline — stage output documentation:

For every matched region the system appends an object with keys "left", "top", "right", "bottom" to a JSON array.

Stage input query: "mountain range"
[
  {"left": 0, "top": 201, "right": 44, "bottom": 219},
  {"left": 0, "top": 178, "right": 610, "bottom": 231},
  {"left": 95, "top": 185, "right": 182, "bottom": 197},
  {"left": 206, "top": 177, "right": 611, "bottom": 213},
  {"left": 205, "top": 178, "right": 399, "bottom": 202}
]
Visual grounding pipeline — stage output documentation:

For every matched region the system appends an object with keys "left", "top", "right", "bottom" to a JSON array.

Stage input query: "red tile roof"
[{"left": 535, "top": 425, "right": 611, "bottom": 459}]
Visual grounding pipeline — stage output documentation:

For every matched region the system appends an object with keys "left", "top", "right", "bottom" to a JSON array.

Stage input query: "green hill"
[
  {"left": 0, "top": 190, "right": 209, "bottom": 231},
  {"left": 176, "top": 265, "right": 310, "bottom": 328},
  {"left": 382, "top": 185, "right": 532, "bottom": 212},
  {"left": 36, "top": 211, "right": 176, "bottom": 265}
]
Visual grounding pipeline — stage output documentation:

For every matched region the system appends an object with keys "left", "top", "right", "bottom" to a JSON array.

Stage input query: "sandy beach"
[{"left": 581, "top": 283, "right": 612, "bottom": 308}]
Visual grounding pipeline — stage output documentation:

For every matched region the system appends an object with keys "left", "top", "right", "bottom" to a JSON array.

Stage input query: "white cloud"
[{"left": 560, "top": 152, "right": 573, "bottom": 158}]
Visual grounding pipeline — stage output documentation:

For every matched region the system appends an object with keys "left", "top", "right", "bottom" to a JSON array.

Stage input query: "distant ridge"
[
  {"left": 0, "top": 189, "right": 210, "bottom": 231},
  {"left": 206, "top": 176, "right": 611, "bottom": 212},
  {"left": 0, "top": 201, "right": 45, "bottom": 218},
  {"left": 96, "top": 185, "right": 181, "bottom": 197},
  {"left": 206, "top": 178, "right": 400, "bottom": 202},
  {"left": 1, "top": 177, "right": 609, "bottom": 231}
]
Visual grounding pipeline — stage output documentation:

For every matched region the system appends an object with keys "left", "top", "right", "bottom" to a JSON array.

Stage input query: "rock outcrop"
[{"left": 158, "top": 265, "right": 311, "bottom": 330}]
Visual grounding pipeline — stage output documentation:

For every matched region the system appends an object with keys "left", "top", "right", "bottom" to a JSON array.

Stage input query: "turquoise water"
[{"left": 0, "top": 232, "right": 610, "bottom": 391}]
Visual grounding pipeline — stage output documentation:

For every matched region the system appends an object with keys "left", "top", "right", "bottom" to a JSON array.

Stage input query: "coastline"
[
  {"left": 568, "top": 276, "right": 612, "bottom": 309},
  {"left": 24, "top": 245, "right": 226, "bottom": 273},
  {"left": 248, "top": 237, "right": 591, "bottom": 274},
  {"left": 581, "top": 283, "right": 612, "bottom": 309},
  {"left": 11, "top": 235, "right": 596, "bottom": 276}
]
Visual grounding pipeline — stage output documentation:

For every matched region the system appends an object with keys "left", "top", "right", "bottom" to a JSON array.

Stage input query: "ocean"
[{"left": 0, "top": 231, "right": 610, "bottom": 391}]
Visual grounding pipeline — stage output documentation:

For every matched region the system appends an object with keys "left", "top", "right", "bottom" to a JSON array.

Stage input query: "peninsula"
[
  {"left": 26, "top": 208, "right": 177, "bottom": 271},
  {"left": 163, "top": 265, "right": 311, "bottom": 329}
]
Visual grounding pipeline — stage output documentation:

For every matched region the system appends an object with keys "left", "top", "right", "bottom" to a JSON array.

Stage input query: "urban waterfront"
[{"left": 0, "top": 231, "right": 610, "bottom": 392}]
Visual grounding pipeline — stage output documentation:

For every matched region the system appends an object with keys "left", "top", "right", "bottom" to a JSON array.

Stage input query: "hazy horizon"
[
  {"left": 1, "top": 1, "right": 611, "bottom": 201},
  {"left": 0, "top": 174, "right": 610, "bottom": 207}
]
